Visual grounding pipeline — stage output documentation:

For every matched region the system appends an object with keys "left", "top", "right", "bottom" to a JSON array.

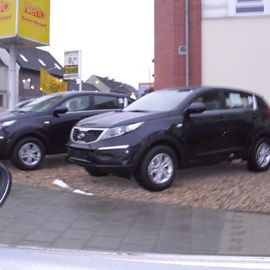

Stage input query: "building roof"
[
  {"left": 16, "top": 48, "right": 64, "bottom": 76},
  {"left": 68, "top": 80, "right": 98, "bottom": 91},
  {"left": 91, "top": 75, "right": 138, "bottom": 96}
]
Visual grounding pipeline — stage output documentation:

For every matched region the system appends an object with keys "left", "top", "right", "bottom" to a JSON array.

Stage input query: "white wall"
[
  {"left": 202, "top": 16, "right": 270, "bottom": 102},
  {"left": 0, "top": 48, "right": 20, "bottom": 110}
]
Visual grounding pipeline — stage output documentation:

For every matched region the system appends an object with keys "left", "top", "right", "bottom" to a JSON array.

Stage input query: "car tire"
[
  {"left": 84, "top": 167, "right": 109, "bottom": 177},
  {"left": 247, "top": 138, "right": 270, "bottom": 172},
  {"left": 11, "top": 137, "right": 45, "bottom": 171},
  {"left": 135, "top": 145, "right": 177, "bottom": 191}
]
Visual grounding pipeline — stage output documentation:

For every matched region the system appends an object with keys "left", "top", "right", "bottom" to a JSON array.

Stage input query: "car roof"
[
  {"left": 158, "top": 86, "right": 256, "bottom": 96},
  {"left": 42, "top": 91, "right": 130, "bottom": 98}
]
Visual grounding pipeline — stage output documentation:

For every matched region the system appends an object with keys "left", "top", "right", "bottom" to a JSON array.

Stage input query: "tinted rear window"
[{"left": 93, "top": 95, "right": 124, "bottom": 109}]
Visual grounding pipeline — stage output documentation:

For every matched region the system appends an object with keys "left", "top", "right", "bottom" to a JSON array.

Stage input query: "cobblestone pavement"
[
  {"left": 1, "top": 184, "right": 270, "bottom": 255},
  {"left": 3, "top": 155, "right": 270, "bottom": 213}
]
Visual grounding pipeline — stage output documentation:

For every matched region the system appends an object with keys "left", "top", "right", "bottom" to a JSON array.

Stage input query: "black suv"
[
  {"left": 0, "top": 91, "right": 131, "bottom": 170},
  {"left": 67, "top": 87, "right": 270, "bottom": 191}
]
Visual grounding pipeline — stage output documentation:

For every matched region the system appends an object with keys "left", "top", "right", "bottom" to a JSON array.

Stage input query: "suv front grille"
[{"left": 72, "top": 128, "right": 104, "bottom": 143}]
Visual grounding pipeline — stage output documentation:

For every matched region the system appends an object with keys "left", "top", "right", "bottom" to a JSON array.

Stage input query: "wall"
[
  {"left": 19, "top": 69, "right": 43, "bottom": 100},
  {"left": 154, "top": 0, "right": 201, "bottom": 90},
  {"left": 0, "top": 66, "right": 8, "bottom": 111},
  {"left": 202, "top": 16, "right": 270, "bottom": 102},
  {"left": 0, "top": 48, "right": 20, "bottom": 109}
]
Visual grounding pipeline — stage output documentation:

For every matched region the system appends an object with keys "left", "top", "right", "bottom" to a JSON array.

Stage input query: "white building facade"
[{"left": 202, "top": 0, "right": 270, "bottom": 101}]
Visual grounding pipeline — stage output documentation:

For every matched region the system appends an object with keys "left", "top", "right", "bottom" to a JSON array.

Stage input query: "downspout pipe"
[{"left": 185, "top": 0, "right": 190, "bottom": 86}]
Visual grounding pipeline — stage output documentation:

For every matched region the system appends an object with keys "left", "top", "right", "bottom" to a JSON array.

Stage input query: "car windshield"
[
  {"left": 123, "top": 90, "right": 192, "bottom": 112},
  {"left": 18, "top": 95, "right": 63, "bottom": 113}
]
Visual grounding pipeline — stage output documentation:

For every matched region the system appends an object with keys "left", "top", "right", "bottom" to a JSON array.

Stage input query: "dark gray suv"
[{"left": 67, "top": 87, "right": 270, "bottom": 191}]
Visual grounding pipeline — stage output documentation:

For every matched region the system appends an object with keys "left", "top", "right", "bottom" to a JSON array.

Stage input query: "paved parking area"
[
  {"left": 5, "top": 155, "right": 270, "bottom": 213},
  {"left": 1, "top": 184, "right": 270, "bottom": 255}
]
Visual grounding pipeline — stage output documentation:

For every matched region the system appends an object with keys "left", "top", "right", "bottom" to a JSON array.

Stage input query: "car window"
[
  {"left": 193, "top": 91, "right": 221, "bottom": 110},
  {"left": 93, "top": 95, "right": 124, "bottom": 109},
  {"left": 61, "top": 96, "right": 91, "bottom": 112},
  {"left": 224, "top": 91, "right": 253, "bottom": 109},
  {"left": 19, "top": 95, "right": 63, "bottom": 112}
]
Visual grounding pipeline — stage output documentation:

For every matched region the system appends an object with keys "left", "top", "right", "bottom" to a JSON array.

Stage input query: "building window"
[
  {"left": 22, "top": 78, "right": 31, "bottom": 90},
  {"left": 38, "top": 59, "right": 46, "bottom": 66},
  {"left": 54, "top": 63, "right": 61, "bottom": 70},
  {"left": 0, "top": 95, "right": 3, "bottom": 107},
  {"left": 236, "top": 0, "right": 264, "bottom": 14},
  {"left": 19, "top": 54, "right": 28, "bottom": 62}
]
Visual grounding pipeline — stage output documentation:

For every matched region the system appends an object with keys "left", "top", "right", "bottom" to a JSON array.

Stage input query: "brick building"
[{"left": 155, "top": 0, "right": 270, "bottom": 102}]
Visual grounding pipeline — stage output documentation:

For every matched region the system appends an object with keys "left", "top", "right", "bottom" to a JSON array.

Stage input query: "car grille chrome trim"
[
  {"left": 98, "top": 145, "right": 130, "bottom": 150},
  {"left": 71, "top": 127, "right": 108, "bottom": 144}
]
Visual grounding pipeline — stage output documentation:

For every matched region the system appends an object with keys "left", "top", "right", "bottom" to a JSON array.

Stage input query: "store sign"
[
  {"left": 0, "top": 0, "right": 50, "bottom": 46},
  {"left": 18, "top": 0, "right": 50, "bottom": 45},
  {"left": 64, "top": 50, "right": 80, "bottom": 80},
  {"left": 40, "top": 69, "right": 67, "bottom": 94},
  {"left": 0, "top": 0, "right": 16, "bottom": 37}
]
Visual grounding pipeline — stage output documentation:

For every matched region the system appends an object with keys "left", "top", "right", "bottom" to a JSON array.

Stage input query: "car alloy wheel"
[
  {"left": 256, "top": 142, "right": 270, "bottom": 168},
  {"left": 19, "top": 142, "right": 42, "bottom": 167},
  {"left": 135, "top": 145, "right": 177, "bottom": 191},
  {"left": 148, "top": 153, "right": 174, "bottom": 184},
  {"left": 12, "top": 137, "right": 45, "bottom": 170}
]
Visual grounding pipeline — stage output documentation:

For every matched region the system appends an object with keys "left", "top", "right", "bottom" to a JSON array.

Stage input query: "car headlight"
[
  {"left": 100, "top": 122, "right": 143, "bottom": 140},
  {"left": 0, "top": 120, "right": 17, "bottom": 129}
]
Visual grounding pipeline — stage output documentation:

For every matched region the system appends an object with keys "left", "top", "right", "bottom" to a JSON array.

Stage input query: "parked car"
[
  {"left": 67, "top": 86, "right": 270, "bottom": 191},
  {"left": 0, "top": 91, "right": 132, "bottom": 170}
]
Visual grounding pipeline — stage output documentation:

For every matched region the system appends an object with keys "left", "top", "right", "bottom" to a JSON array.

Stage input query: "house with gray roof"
[
  {"left": 86, "top": 75, "right": 138, "bottom": 98},
  {"left": 0, "top": 47, "right": 65, "bottom": 111}
]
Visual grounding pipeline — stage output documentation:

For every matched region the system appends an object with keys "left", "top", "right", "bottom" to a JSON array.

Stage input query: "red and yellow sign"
[
  {"left": 0, "top": 0, "right": 50, "bottom": 46},
  {"left": 0, "top": 0, "right": 16, "bottom": 37},
  {"left": 40, "top": 69, "right": 67, "bottom": 94},
  {"left": 18, "top": 0, "right": 50, "bottom": 45}
]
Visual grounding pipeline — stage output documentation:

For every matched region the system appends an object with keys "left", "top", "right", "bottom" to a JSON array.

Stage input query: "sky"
[{"left": 44, "top": 0, "right": 154, "bottom": 89}]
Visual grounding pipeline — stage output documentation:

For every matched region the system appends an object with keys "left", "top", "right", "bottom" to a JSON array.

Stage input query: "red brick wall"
[{"left": 154, "top": 0, "right": 201, "bottom": 90}]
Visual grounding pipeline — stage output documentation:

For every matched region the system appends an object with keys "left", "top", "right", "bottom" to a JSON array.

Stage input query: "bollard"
[{"left": 0, "top": 163, "right": 12, "bottom": 206}]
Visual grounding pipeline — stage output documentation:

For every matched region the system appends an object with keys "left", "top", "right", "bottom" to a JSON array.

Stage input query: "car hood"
[
  {"left": 77, "top": 111, "right": 169, "bottom": 128},
  {"left": 0, "top": 111, "right": 37, "bottom": 122}
]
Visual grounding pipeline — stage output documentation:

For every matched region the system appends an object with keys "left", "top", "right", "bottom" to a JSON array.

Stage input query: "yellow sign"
[
  {"left": 18, "top": 0, "right": 50, "bottom": 45},
  {"left": 40, "top": 69, "right": 67, "bottom": 94},
  {"left": 0, "top": 0, "right": 16, "bottom": 37},
  {"left": 0, "top": 0, "right": 50, "bottom": 46}
]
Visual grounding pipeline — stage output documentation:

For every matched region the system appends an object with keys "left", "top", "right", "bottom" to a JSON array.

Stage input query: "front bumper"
[{"left": 67, "top": 144, "right": 137, "bottom": 175}]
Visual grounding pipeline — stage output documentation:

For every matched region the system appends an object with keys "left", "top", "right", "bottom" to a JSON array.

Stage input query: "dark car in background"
[
  {"left": 67, "top": 87, "right": 270, "bottom": 191},
  {"left": 0, "top": 91, "right": 132, "bottom": 170}
]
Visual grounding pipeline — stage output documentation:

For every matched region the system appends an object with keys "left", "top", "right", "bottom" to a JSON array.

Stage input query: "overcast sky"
[{"left": 44, "top": 0, "right": 154, "bottom": 88}]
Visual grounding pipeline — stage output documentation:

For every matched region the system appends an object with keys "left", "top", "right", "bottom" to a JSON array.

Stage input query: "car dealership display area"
[{"left": 4, "top": 155, "right": 270, "bottom": 214}]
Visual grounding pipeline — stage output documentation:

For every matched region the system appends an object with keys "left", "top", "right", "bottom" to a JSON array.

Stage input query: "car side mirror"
[
  {"left": 185, "top": 102, "right": 206, "bottom": 116},
  {"left": 53, "top": 107, "right": 68, "bottom": 117}
]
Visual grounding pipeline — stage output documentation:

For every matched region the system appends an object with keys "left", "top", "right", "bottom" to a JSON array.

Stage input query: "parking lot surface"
[{"left": 3, "top": 155, "right": 270, "bottom": 213}]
